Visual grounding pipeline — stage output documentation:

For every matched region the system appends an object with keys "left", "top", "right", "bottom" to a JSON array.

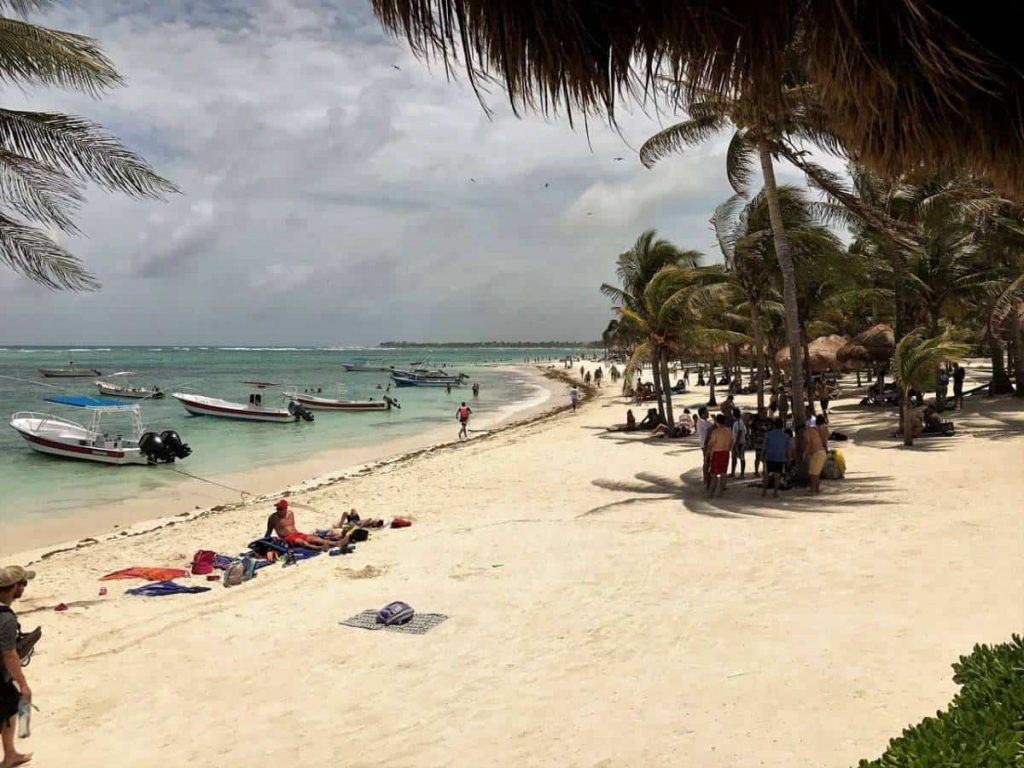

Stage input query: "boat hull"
[
  {"left": 39, "top": 368, "right": 100, "bottom": 378},
  {"left": 292, "top": 395, "right": 389, "bottom": 411},
  {"left": 10, "top": 418, "right": 147, "bottom": 465},
  {"left": 172, "top": 393, "right": 298, "bottom": 422},
  {"left": 390, "top": 375, "right": 461, "bottom": 388},
  {"left": 96, "top": 382, "right": 164, "bottom": 399}
]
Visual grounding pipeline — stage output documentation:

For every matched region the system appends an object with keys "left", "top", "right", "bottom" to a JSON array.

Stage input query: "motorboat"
[
  {"left": 96, "top": 380, "right": 165, "bottom": 399},
  {"left": 286, "top": 392, "right": 399, "bottom": 411},
  {"left": 390, "top": 370, "right": 467, "bottom": 387},
  {"left": 341, "top": 358, "right": 391, "bottom": 373},
  {"left": 173, "top": 390, "right": 314, "bottom": 422},
  {"left": 10, "top": 395, "right": 191, "bottom": 465},
  {"left": 39, "top": 363, "right": 101, "bottom": 378}
]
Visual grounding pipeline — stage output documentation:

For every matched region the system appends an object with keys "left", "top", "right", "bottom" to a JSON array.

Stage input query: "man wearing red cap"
[{"left": 264, "top": 499, "right": 346, "bottom": 551}]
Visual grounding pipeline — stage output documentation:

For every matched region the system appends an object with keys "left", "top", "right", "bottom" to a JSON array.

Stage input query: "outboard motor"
[
  {"left": 287, "top": 401, "right": 315, "bottom": 422},
  {"left": 138, "top": 431, "right": 166, "bottom": 464},
  {"left": 160, "top": 430, "right": 192, "bottom": 460}
]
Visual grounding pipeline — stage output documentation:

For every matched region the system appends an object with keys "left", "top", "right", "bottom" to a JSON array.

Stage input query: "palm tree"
[
  {"left": 601, "top": 229, "right": 702, "bottom": 419},
  {"left": 892, "top": 331, "right": 970, "bottom": 446},
  {"left": 0, "top": 1, "right": 177, "bottom": 289}
]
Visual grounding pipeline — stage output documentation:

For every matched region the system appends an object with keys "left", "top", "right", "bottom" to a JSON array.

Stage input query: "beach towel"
[
  {"left": 340, "top": 610, "right": 448, "bottom": 635},
  {"left": 100, "top": 567, "right": 189, "bottom": 582},
  {"left": 126, "top": 581, "right": 211, "bottom": 597},
  {"left": 212, "top": 554, "right": 237, "bottom": 570}
]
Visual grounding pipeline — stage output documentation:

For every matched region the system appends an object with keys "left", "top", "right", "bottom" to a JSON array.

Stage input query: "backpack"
[
  {"left": 376, "top": 601, "right": 415, "bottom": 626},
  {"left": 191, "top": 550, "right": 216, "bottom": 575},
  {"left": 0, "top": 605, "right": 41, "bottom": 667}
]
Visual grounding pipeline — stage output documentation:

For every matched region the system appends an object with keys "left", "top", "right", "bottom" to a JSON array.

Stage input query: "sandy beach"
[{"left": 6, "top": 365, "right": 1023, "bottom": 767}]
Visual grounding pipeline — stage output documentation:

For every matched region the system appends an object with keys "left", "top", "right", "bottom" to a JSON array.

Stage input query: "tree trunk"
[
  {"left": 1013, "top": 317, "right": 1024, "bottom": 397},
  {"left": 991, "top": 339, "right": 1014, "bottom": 394},
  {"left": 708, "top": 359, "right": 717, "bottom": 406},
  {"left": 802, "top": 331, "right": 814, "bottom": 416},
  {"left": 749, "top": 299, "right": 767, "bottom": 414},
  {"left": 901, "top": 393, "right": 914, "bottom": 447},
  {"left": 660, "top": 353, "right": 676, "bottom": 435},
  {"left": 891, "top": 245, "right": 910, "bottom": 341},
  {"left": 650, "top": 350, "right": 665, "bottom": 419},
  {"left": 759, "top": 141, "right": 806, "bottom": 424}
]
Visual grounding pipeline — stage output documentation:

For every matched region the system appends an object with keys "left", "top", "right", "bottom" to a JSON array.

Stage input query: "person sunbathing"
[{"left": 265, "top": 499, "right": 347, "bottom": 551}]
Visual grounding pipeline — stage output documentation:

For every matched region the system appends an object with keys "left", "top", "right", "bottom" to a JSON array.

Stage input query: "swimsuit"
[
  {"left": 283, "top": 532, "right": 311, "bottom": 546},
  {"left": 709, "top": 450, "right": 730, "bottom": 475}
]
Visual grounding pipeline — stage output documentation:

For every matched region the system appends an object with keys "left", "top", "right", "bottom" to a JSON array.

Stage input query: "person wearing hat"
[
  {"left": 264, "top": 499, "right": 347, "bottom": 552},
  {"left": 1, "top": 565, "right": 34, "bottom": 767}
]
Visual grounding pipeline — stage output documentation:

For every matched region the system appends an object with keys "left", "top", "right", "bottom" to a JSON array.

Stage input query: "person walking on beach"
[
  {"left": 569, "top": 385, "right": 580, "bottom": 412},
  {"left": 705, "top": 415, "right": 733, "bottom": 497},
  {"left": 761, "top": 419, "right": 791, "bottom": 498},
  {"left": 594, "top": 367, "right": 603, "bottom": 387},
  {"left": 1, "top": 566, "right": 34, "bottom": 768},
  {"left": 952, "top": 362, "right": 966, "bottom": 409},
  {"left": 798, "top": 424, "right": 826, "bottom": 495},
  {"left": 730, "top": 409, "right": 748, "bottom": 479},
  {"left": 456, "top": 402, "right": 472, "bottom": 439},
  {"left": 778, "top": 390, "right": 790, "bottom": 426},
  {"left": 695, "top": 407, "right": 713, "bottom": 489}
]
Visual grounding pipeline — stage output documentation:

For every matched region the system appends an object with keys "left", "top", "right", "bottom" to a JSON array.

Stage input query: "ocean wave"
[
  {"left": 69, "top": 347, "right": 111, "bottom": 352},
  {"left": 148, "top": 348, "right": 163, "bottom": 352}
]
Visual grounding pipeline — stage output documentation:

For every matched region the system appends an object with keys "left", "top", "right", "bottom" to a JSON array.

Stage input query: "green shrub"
[{"left": 856, "top": 635, "right": 1024, "bottom": 768}]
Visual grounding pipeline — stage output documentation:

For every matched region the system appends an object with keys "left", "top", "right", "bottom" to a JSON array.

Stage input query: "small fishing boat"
[
  {"left": 173, "top": 390, "right": 314, "bottom": 422},
  {"left": 39, "top": 363, "right": 101, "bottom": 378},
  {"left": 341, "top": 358, "right": 391, "bottom": 373},
  {"left": 287, "top": 392, "right": 399, "bottom": 411},
  {"left": 390, "top": 370, "right": 467, "bottom": 387},
  {"left": 96, "top": 380, "right": 165, "bottom": 400},
  {"left": 10, "top": 396, "right": 191, "bottom": 465}
]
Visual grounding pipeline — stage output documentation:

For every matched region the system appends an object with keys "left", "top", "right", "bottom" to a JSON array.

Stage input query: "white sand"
[{"left": 6, "top": 364, "right": 1023, "bottom": 767}]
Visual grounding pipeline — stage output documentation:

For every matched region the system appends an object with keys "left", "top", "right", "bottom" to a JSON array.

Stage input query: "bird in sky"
[
  {"left": 392, "top": 64, "right": 401, "bottom": 71},
  {"left": 544, "top": 182, "right": 550, "bottom": 188},
  {"left": 614, "top": 157, "right": 624, "bottom": 161},
  {"left": 470, "top": 178, "right": 477, "bottom": 183}
]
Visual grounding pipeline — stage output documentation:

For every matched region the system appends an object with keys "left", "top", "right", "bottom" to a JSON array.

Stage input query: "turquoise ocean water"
[{"left": 0, "top": 346, "right": 581, "bottom": 525}]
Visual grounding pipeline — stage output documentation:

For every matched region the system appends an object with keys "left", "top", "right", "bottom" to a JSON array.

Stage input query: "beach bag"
[
  {"left": 822, "top": 450, "right": 845, "bottom": 480},
  {"left": 0, "top": 606, "right": 40, "bottom": 667},
  {"left": 376, "top": 601, "right": 415, "bottom": 626},
  {"left": 191, "top": 550, "right": 216, "bottom": 575}
]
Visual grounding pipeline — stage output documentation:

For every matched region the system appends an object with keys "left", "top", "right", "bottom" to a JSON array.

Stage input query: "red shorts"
[
  {"left": 709, "top": 450, "right": 730, "bottom": 475},
  {"left": 283, "top": 532, "right": 310, "bottom": 546}
]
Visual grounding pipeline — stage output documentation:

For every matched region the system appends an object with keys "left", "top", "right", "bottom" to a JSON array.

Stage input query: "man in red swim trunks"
[
  {"left": 264, "top": 499, "right": 345, "bottom": 551},
  {"left": 704, "top": 414, "right": 733, "bottom": 498}
]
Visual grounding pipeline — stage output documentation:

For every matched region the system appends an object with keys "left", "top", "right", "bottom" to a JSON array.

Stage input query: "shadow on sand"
[{"left": 585, "top": 467, "right": 898, "bottom": 520}]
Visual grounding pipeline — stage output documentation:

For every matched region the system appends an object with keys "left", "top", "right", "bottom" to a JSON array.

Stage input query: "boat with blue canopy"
[{"left": 9, "top": 396, "right": 191, "bottom": 465}]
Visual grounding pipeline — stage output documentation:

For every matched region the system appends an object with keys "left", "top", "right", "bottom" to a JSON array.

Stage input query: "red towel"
[
  {"left": 100, "top": 567, "right": 189, "bottom": 582},
  {"left": 390, "top": 518, "right": 412, "bottom": 528}
]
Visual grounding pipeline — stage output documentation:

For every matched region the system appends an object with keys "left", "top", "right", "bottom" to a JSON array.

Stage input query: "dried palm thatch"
[
  {"left": 776, "top": 334, "right": 846, "bottom": 373},
  {"left": 372, "top": 1, "right": 1024, "bottom": 199},
  {"left": 836, "top": 324, "right": 896, "bottom": 366}
]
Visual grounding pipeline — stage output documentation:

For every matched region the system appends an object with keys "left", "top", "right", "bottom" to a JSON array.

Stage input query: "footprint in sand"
[{"left": 339, "top": 564, "right": 386, "bottom": 579}]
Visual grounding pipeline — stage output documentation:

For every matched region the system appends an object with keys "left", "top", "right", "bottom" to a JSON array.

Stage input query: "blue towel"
[{"left": 126, "top": 581, "right": 212, "bottom": 597}]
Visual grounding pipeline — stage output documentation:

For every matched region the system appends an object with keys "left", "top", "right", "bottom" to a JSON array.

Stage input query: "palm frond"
[
  {"left": 639, "top": 113, "right": 727, "bottom": 169},
  {"left": 725, "top": 128, "right": 755, "bottom": 195},
  {"left": 0, "top": 17, "right": 122, "bottom": 93},
  {"left": 989, "top": 272, "right": 1024, "bottom": 340},
  {"left": 622, "top": 341, "right": 653, "bottom": 385},
  {"left": 892, "top": 330, "right": 970, "bottom": 394},
  {"left": 0, "top": 110, "right": 179, "bottom": 197},
  {"left": 0, "top": 211, "right": 97, "bottom": 290},
  {"left": 0, "top": 1, "right": 54, "bottom": 14},
  {"left": 0, "top": 148, "right": 83, "bottom": 231},
  {"left": 710, "top": 193, "right": 746, "bottom": 264},
  {"left": 600, "top": 282, "right": 631, "bottom": 306}
]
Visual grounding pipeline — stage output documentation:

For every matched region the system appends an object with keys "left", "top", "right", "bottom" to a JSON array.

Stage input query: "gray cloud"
[{"left": 0, "top": 0, "right": 833, "bottom": 345}]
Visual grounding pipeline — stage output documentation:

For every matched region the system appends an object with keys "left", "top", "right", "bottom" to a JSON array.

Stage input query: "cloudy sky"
[{"left": 1, "top": 0, "right": 817, "bottom": 346}]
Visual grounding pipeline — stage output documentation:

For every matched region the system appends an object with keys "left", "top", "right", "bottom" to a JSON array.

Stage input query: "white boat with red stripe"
[
  {"left": 172, "top": 390, "right": 314, "bottom": 423},
  {"left": 10, "top": 396, "right": 191, "bottom": 465},
  {"left": 285, "top": 391, "right": 399, "bottom": 412}
]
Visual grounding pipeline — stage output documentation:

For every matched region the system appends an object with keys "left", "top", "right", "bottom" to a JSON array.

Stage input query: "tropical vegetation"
[{"left": 0, "top": 0, "right": 175, "bottom": 290}]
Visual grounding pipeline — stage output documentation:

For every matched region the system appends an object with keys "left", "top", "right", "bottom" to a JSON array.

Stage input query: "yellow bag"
[{"left": 832, "top": 448, "right": 846, "bottom": 474}]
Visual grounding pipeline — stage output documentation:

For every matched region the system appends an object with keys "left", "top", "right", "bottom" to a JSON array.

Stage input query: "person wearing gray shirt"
[{"left": 0, "top": 565, "right": 34, "bottom": 767}]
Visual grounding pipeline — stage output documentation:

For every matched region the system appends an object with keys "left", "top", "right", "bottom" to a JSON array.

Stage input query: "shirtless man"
[
  {"left": 264, "top": 499, "right": 346, "bottom": 551},
  {"left": 704, "top": 414, "right": 734, "bottom": 497},
  {"left": 798, "top": 424, "right": 826, "bottom": 495}
]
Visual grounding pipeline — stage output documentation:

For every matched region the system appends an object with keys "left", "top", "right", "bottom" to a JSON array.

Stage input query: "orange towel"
[{"left": 100, "top": 567, "right": 188, "bottom": 581}]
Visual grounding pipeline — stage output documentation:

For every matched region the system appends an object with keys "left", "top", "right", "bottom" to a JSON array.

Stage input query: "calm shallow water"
[{"left": 0, "top": 346, "right": 580, "bottom": 524}]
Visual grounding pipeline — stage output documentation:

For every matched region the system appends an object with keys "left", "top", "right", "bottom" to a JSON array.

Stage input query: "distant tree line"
[{"left": 378, "top": 341, "right": 602, "bottom": 349}]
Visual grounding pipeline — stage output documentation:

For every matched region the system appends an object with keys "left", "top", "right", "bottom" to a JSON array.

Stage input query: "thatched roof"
[
  {"left": 372, "top": 1, "right": 1024, "bottom": 198},
  {"left": 776, "top": 335, "right": 846, "bottom": 373},
  {"left": 836, "top": 324, "right": 895, "bottom": 365}
]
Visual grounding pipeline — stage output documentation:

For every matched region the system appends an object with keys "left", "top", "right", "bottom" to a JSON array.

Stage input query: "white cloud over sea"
[{"left": 0, "top": 1, "right": 820, "bottom": 345}]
